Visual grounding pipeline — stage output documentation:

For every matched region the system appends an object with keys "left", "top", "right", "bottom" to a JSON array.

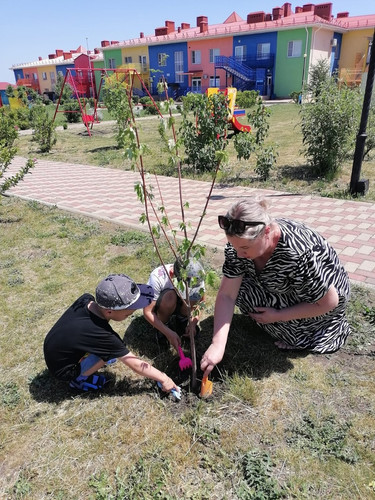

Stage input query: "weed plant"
[{"left": 1, "top": 196, "right": 375, "bottom": 498}]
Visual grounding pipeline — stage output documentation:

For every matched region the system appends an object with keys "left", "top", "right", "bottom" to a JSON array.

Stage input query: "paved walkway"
[{"left": 6, "top": 156, "right": 375, "bottom": 287}]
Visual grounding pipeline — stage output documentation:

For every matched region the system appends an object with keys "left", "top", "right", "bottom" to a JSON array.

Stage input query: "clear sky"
[{"left": 0, "top": 0, "right": 373, "bottom": 83}]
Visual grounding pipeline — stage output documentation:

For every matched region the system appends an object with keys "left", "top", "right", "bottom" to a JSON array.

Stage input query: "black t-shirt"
[{"left": 43, "top": 293, "right": 129, "bottom": 381}]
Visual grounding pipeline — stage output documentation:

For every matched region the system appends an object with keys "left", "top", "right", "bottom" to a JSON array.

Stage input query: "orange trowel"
[{"left": 200, "top": 376, "right": 213, "bottom": 398}]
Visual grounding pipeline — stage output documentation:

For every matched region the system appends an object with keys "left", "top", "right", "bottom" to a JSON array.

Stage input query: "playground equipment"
[
  {"left": 53, "top": 67, "right": 163, "bottom": 136},
  {"left": 206, "top": 87, "right": 251, "bottom": 134}
]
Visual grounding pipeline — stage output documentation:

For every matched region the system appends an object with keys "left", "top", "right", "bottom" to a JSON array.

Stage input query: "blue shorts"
[
  {"left": 79, "top": 353, "right": 102, "bottom": 374},
  {"left": 79, "top": 354, "right": 117, "bottom": 375}
]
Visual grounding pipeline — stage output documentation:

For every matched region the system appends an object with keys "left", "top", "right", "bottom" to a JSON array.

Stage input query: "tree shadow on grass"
[
  {"left": 279, "top": 163, "right": 315, "bottom": 181},
  {"left": 124, "top": 313, "right": 307, "bottom": 386},
  {"left": 197, "top": 314, "right": 307, "bottom": 382}
]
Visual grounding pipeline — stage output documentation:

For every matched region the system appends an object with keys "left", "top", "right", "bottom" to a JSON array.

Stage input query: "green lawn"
[
  {"left": 1, "top": 196, "right": 375, "bottom": 499},
  {"left": 17, "top": 102, "right": 375, "bottom": 201}
]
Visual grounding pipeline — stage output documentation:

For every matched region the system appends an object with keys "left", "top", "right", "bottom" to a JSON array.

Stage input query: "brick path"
[{"left": 6, "top": 156, "right": 375, "bottom": 287}]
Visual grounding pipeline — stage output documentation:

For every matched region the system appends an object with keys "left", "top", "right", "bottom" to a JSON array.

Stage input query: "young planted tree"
[
  {"left": 102, "top": 74, "right": 132, "bottom": 149},
  {"left": 120, "top": 83, "right": 226, "bottom": 390}
]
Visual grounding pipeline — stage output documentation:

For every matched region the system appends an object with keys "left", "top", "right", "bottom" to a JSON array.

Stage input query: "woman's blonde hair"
[{"left": 226, "top": 197, "right": 273, "bottom": 239}]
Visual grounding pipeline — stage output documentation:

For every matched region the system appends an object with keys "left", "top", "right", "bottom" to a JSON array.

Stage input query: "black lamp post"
[{"left": 350, "top": 29, "right": 375, "bottom": 196}]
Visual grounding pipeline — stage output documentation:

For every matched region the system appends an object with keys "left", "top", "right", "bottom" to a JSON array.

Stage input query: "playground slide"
[
  {"left": 231, "top": 115, "right": 251, "bottom": 133},
  {"left": 207, "top": 87, "right": 251, "bottom": 134}
]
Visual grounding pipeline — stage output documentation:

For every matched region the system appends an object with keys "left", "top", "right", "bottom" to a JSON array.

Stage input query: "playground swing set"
[
  {"left": 53, "top": 67, "right": 251, "bottom": 137},
  {"left": 52, "top": 67, "right": 164, "bottom": 136}
]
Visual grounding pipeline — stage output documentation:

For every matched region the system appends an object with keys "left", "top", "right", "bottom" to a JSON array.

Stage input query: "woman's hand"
[
  {"left": 248, "top": 307, "right": 281, "bottom": 324},
  {"left": 200, "top": 344, "right": 225, "bottom": 378}
]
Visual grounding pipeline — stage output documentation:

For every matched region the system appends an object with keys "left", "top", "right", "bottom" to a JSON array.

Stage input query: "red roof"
[
  {"left": 0, "top": 82, "right": 16, "bottom": 91},
  {"left": 106, "top": 10, "right": 375, "bottom": 50},
  {"left": 224, "top": 12, "right": 244, "bottom": 24}
]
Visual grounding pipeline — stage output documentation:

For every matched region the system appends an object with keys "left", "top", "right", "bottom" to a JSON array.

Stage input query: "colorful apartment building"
[
  {"left": 10, "top": 46, "right": 103, "bottom": 100},
  {"left": 100, "top": 3, "right": 375, "bottom": 99},
  {"left": 8, "top": 2, "right": 375, "bottom": 101}
]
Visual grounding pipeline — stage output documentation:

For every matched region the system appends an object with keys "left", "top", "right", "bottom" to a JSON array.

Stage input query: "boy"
[
  {"left": 143, "top": 259, "right": 205, "bottom": 350},
  {"left": 44, "top": 273, "right": 179, "bottom": 393}
]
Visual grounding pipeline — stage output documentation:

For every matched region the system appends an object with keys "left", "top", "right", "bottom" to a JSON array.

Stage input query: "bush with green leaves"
[
  {"left": 63, "top": 99, "right": 81, "bottom": 123},
  {"left": 255, "top": 145, "right": 279, "bottom": 180},
  {"left": 139, "top": 96, "right": 158, "bottom": 115},
  {"left": 300, "top": 78, "right": 362, "bottom": 179},
  {"left": 236, "top": 90, "right": 259, "bottom": 109},
  {"left": 180, "top": 92, "right": 229, "bottom": 172},
  {"left": 234, "top": 95, "right": 277, "bottom": 180},
  {"left": 31, "top": 104, "right": 57, "bottom": 153},
  {"left": 103, "top": 77, "right": 132, "bottom": 148},
  {"left": 306, "top": 58, "right": 331, "bottom": 98},
  {"left": 54, "top": 73, "right": 73, "bottom": 104},
  {"left": 0, "top": 112, "right": 35, "bottom": 195},
  {"left": 247, "top": 94, "right": 271, "bottom": 146}
]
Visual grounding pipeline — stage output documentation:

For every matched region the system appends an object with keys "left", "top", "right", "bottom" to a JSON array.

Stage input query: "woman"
[{"left": 200, "top": 198, "right": 351, "bottom": 377}]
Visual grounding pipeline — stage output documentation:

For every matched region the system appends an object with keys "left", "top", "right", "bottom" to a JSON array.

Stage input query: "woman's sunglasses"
[{"left": 218, "top": 215, "right": 265, "bottom": 234}]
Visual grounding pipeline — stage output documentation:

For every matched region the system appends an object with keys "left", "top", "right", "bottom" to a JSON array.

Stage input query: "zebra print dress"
[{"left": 223, "top": 218, "right": 351, "bottom": 353}]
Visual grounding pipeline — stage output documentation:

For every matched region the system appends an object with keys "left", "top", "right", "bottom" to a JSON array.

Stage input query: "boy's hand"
[
  {"left": 165, "top": 330, "right": 181, "bottom": 351},
  {"left": 159, "top": 374, "right": 179, "bottom": 392}
]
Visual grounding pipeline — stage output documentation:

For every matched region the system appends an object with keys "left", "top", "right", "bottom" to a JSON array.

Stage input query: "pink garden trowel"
[{"left": 178, "top": 346, "right": 192, "bottom": 371}]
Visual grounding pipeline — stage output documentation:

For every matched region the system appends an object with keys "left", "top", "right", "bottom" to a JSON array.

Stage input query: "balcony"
[{"left": 16, "top": 77, "right": 39, "bottom": 91}]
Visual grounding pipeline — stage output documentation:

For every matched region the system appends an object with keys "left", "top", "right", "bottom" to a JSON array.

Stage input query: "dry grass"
[{"left": 1, "top": 196, "right": 375, "bottom": 499}]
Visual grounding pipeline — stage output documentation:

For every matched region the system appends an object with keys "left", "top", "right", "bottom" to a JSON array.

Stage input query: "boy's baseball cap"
[{"left": 96, "top": 274, "right": 154, "bottom": 310}]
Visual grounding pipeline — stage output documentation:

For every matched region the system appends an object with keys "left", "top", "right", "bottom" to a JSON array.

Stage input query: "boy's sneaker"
[{"left": 69, "top": 373, "right": 107, "bottom": 392}]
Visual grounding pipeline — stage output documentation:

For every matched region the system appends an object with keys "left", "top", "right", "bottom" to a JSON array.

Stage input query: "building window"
[
  {"left": 209, "top": 76, "right": 220, "bottom": 87},
  {"left": 175, "top": 51, "right": 184, "bottom": 83},
  {"left": 108, "top": 58, "right": 116, "bottom": 69},
  {"left": 257, "top": 43, "right": 271, "bottom": 60},
  {"left": 192, "top": 77, "right": 201, "bottom": 92},
  {"left": 125, "top": 56, "right": 132, "bottom": 64},
  {"left": 287, "top": 40, "right": 302, "bottom": 58},
  {"left": 42, "top": 72, "right": 47, "bottom": 80},
  {"left": 139, "top": 55, "right": 147, "bottom": 71},
  {"left": 33, "top": 73, "right": 38, "bottom": 81},
  {"left": 50, "top": 72, "right": 56, "bottom": 85},
  {"left": 209, "top": 48, "right": 220, "bottom": 64},
  {"left": 158, "top": 53, "right": 167, "bottom": 66},
  {"left": 191, "top": 50, "right": 201, "bottom": 65},
  {"left": 235, "top": 45, "right": 246, "bottom": 61},
  {"left": 57, "top": 71, "right": 63, "bottom": 77}
]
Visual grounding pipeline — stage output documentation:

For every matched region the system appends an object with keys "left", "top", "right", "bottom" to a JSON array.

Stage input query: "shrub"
[
  {"left": 180, "top": 92, "right": 229, "bottom": 172},
  {"left": 300, "top": 79, "right": 362, "bottom": 179},
  {"left": 255, "top": 145, "right": 278, "bottom": 180},
  {"left": 0, "top": 112, "right": 35, "bottom": 195},
  {"left": 139, "top": 96, "right": 158, "bottom": 115},
  {"left": 63, "top": 99, "right": 81, "bottom": 123},
  {"left": 236, "top": 90, "right": 259, "bottom": 109},
  {"left": 31, "top": 105, "right": 57, "bottom": 153},
  {"left": 103, "top": 77, "right": 132, "bottom": 148},
  {"left": 16, "top": 108, "right": 32, "bottom": 130}
]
